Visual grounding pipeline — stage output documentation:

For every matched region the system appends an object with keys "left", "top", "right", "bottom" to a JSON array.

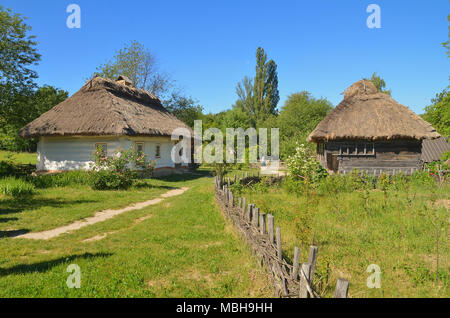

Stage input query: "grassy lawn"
[
  {"left": 227, "top": 172, "right": 449, "bottom": 298},
  {"left": 0, "top": 168, "right": 271, "bottom": 297},
  {"left": 0, "top": 150, "right": 37, "bottom": 165}
]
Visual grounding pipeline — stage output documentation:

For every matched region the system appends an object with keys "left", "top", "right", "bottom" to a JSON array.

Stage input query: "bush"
[
  {"left": 89, "top": 146, "right": 155, "bottom": 190},
  {"left": 0, "top": 177, "right": 35, "bottom": 198},
  {"left": 286, "top": 142, "right": 327, "bottom": 184},
  {"left": 89, "top": 169, "right": 133, "bottom": 190},
  {"left": 0, "top": 161, "right": 15, "bottom": 177}
]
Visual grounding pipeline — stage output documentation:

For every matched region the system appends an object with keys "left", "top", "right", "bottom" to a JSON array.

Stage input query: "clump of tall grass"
[
  {"left": 0, "top": 177, "right": 35, "bottom": 198},
  {"left": 28, "top": 171, "right": 91, "bottom": 188}
]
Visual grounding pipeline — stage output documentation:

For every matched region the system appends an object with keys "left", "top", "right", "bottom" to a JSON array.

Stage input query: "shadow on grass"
[
  {"left": 0, "top": 229, "right": 29, "bottom": 238},
  {"left": 0, "top": 252, "right": 113, "bottom": 276},
  {"left": 132, "top": 182, "right": 176, "bottom": 190},
  {"left": 154, "top": 170, "right": 211, "bottom": 183},
  {"left": 0, "top": 198, "right": 96, "bottom": 216},
  {"left": 0, "top": 217, "right": 18, "bottom": 223}
]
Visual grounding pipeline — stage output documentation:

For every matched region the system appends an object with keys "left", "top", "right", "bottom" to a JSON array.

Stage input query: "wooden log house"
[{"left": 307, "top": 80, "right": 441, "bottom": 175}]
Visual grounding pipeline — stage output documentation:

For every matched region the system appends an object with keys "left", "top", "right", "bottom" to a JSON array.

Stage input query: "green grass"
[
  {"left": 230, "top": 174, "right": 449, "bottom": 298},
  {"left": 0, "top": 150, "right": 37, "bottom": 165},
  {"left": 0, "top": 171, "right": 271, "bottom": 297}
]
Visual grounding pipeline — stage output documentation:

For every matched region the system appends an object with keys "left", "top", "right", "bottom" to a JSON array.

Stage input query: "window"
[
  {"left": 135, "top": 142, "right": 144, "bottom": 155},
  {"left": 155, "top": 144, "right": 161, "bottom": 158},
  {"left": 94, "top": 143, "right": 107, "bottom": 157},
  {"left": 338, "top": 143, "right": 375, "bottom": 157}
]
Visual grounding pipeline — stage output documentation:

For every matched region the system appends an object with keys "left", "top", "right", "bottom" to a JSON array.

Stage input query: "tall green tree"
[
  {"left": 0, "top": 6, "right": 40, "bottom": 88},
  {"left": 235, "top": 47, "right": 279, "bottom": 126},
  {"left": 369, "top": 73, "right": 391, "bottom": 95},
  {"left": 94, "top": 41, "right": 172, "bottom": 99}
]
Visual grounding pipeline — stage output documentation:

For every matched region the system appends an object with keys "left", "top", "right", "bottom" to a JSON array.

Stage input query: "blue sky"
[{"left": 2, "top": 0, "right": 449, "bottom": 114}]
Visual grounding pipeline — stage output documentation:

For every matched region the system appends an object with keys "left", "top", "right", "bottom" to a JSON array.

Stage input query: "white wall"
[{"left": 37, "top": 136, "right": 182, "bottom": 171}]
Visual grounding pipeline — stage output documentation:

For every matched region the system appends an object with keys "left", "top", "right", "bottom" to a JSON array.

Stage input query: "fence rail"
[{"left": 214, "top": 174, "right": 349, "bottom": 298}]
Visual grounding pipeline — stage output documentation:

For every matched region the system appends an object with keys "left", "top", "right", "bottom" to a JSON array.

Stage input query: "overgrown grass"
[
  {"left": 0, "top": 170, "right": 271, "bottom": 297},
  {"left": 231, "top": 172, "right": 449, "bottom": 298}
]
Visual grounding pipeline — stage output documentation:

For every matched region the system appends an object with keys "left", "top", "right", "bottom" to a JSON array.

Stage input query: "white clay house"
[{"left": 19, "top": 76, "right": 193, "bottom": 175}]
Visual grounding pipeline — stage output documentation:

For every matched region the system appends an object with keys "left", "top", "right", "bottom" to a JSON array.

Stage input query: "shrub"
[
  {"left": 89, "top": 146, "right": 155, "bottom": 190},
  {"left": 0, "top": 161, "right": 15, "bottom": 177},
  {"left": 286, "top": 142, "right": 327, "bottom": 184},
  {"left": 89, "top": 169, "right": 133, "bottom": 190},
  {"left": 0, "top": 177, "right": 35, "bottom": 198}
]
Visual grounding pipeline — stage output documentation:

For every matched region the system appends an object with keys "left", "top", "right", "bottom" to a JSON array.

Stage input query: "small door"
[{"left": 327, "top": 153, "right": 339, "bottom": 173}]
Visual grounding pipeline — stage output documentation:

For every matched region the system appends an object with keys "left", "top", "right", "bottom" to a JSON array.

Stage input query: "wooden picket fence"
[{"left": 214, "top": 173, "right": 349, "bottom": 298}]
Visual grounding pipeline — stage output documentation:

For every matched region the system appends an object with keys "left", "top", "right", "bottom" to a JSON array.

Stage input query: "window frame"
[
  {"left": 155, "top": 144, "right": 161, "bottom": 159},
  {"left": 135, "top": 142, "right": 145, "bottom": 155}
]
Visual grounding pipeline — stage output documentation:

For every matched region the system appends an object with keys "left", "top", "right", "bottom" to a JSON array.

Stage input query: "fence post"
[
  {"left": 308, "top": 246, "right": 318, "bottom": 281},
  {"left": 242, "top": 197, "right": 247, "bottom": 214},
  {"left": 248, "top": 204, "right": 253, "bottom": 222},
  {"left": 334, "top": 278, "right": 349, "bottom": 298},
  {"left": 229, "top": 191, "right": 234, "bottom": 207},
  {"left": 267, "top": 214, "right": 274, "bottom": 244},
  {"left": 234, "top": 175, "right": 237, "bottom": 184},
  {"left": 259, "top": 213, "right": 266, "bottom": 234},
  {"left": 253, "top": 207, "right": 260, "bottom": 228},
  {"left": 299, "top": 263, "right": 312, "bottom": 298},
  {"left": 276, "top": 227, "right": 282, "bottom": 260},
  {"left": 238, "top": 197, "right": 242, "bottom": 209},
  {"left": 291, "top": 247, "right": 300, "bottom": 280}
]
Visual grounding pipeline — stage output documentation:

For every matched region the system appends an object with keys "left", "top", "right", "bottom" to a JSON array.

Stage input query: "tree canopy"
[{"left": 422, "top": 89, "right": 450, "bottom": 136}]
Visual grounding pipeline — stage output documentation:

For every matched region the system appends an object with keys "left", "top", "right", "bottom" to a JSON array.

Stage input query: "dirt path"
[{"left": 16, "top": 187, "right": 189, "bottom": 240}]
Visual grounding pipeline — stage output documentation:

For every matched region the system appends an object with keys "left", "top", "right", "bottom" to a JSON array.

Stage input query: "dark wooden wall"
[{"left": 318, "top": 140, "right": 422, "bottom": 175}]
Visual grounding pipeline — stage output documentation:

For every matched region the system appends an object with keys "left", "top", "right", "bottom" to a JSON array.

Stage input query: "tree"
[
  {"left": 369, "top": 73, "right": 391, "bottom": 95},
  {"left": 0, "top": 6, "right": 40, "bottom": 88},
  {"left": 235, "top": 47, "right": 279, "bottom": 126},
  {"left": 275, "top": 92, "right": 333, "bottom": 158},
  {"left": 0, "top": 85, "right": 68, "bottom": 151},
  {"left": 163, "top": 92, "right": 203, "bottom": 127},
  {"left": 422, "top": 89, "right": 450, "bottom": 136},
  {"left": 94, "top": 41, "right": 172, "bottom": 99}
]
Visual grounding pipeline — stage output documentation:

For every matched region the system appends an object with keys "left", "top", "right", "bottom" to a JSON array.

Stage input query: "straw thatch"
[
  {"left": 307, "top": 80, "right": 440, "bottom": 142},
  {"left": 19, "top": 76, "right": 192, "bottom": 138}
]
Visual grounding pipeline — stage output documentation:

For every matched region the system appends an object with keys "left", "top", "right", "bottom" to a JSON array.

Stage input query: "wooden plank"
[
  {"left": 276, "top": 227, "right": 282, "bottom": 260},
  {"left": 248, "top": 204, "right": 253, "bottom": 222},
  {"left": 267, "top": 214, "right": 274, "bottom": 244},
  {"left": 291, "top": 247, "right": 300, "bottom": 280},
  {"left": 334, "top": 278, "right": 349, "bottom": 298},
  {"left": 242, "top": 197, "right": 246, "bottom": 214},
  {"left": 253, "top": 207, "right": 260, "bottom": 227},
  {"left": 308, "top": 246, "right": 318, "bottom": 281},
  {"left": 299, "top": 263, "right": 312, "bottom": 298},
  {"left": 259, "top": 213, "right": 266, "bottom": 234}
]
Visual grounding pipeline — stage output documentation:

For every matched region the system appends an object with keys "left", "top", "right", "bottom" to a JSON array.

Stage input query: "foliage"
[
  {"left": 29, "top": 171, "right": 91, "bottom": 189},
  {"left": 275, "top": 92, "right": 332, "bottom": 158},
  {"left": 422, "top": 89, "right": 450, "bottom": 136},
  {"left": 94, "top": 41, "right": 172, "bottom": 99},
  {"left": 234, "top": 47, "right": 279, "bottom": 126},
  {"left": 286, "top": 142, "right": 327, "bottom": 183},
  {"left": 89, "top": 146, "right": 155, "bottom": 190},
  {"left": 0, "top": 6, "right": 40, "bottom": 88},
  {"left": 163, "top": 92, "right": 204, "bottom": 127},
  {"left": 369, "top": 72, "right": 391, "bottom": 95},
  {"left": 0, "top": 85, "right": 68, "bottom": 151},
  {"left": 0, "top": 176, "right": 34, "bottom": 197}
]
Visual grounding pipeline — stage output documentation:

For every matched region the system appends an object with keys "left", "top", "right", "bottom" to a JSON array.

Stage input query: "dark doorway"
[{"left": 326, "top": 153, "right": 339, "bottom": 173}]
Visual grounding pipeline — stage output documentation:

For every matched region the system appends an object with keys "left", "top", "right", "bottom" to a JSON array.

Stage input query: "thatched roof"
[
  {"left": 307, "top": 80, "right": 440, "bottom": 142},
  {"left": 19, "top": 76, "right": 192, "bottom": 138}
]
